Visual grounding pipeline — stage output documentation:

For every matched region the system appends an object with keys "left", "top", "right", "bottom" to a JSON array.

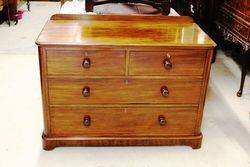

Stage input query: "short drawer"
[
  {"left": 50, "top": 107, "right": 198, "bottom": 137},
  {"left": 129, "top": 50, "right": 206, "bottom": 76},
  {"left": 48, "top": 78, "right": 202, "bottom": 105},
  {"left": 231, "top": 20, "right": 249, "bottom": 40},
  {"left": 46, "top": 50, "right": 126, "bottom": 76}
]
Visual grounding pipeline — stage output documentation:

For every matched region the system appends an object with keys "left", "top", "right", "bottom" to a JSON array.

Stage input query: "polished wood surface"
[
  {"left": 129, "top": 50, "right": 206, "bottom": 76},
  {"left": 50, "top": 107, "right": 197, "bottom": 137},
  {"left": 47, "top": 50, "right": 126, "bottom": 76},
  {"left": 217, "top": 6, "right": 250, "bottom": 41},
  {"left": 36, "top": 15, "right": 216, "bottom": 48},
  {"left": 224, "top": 0, "right": 250, "bottom": 21},
  {"left": 42, "top": 134, "right": 203, "bottom": 150},
  {"left": 48, "top": 78, "right": 202, "bottom": 105},
  {"left": 50, "top": 14, "right": 194, "bottom": 22},
  {"left": 37, "top": 14, "right": 215, "bottom": 150}
]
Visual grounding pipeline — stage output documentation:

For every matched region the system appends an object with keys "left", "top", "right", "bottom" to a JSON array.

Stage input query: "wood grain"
[
  {"left": 36, "top": 15, "right": 216, "bottom": 48},
  {"left": 48, "top": 78, "right": 202, "bottom": 105},
  {"left": 42, "top": 133, "right": 203, "bottom": 150},
  {"left": 50, "top": 107, "right": 198, "bottom": 137},
  {"left": 129, "top": 50, "right": 206, "bottom": 76},
  {"left": 38, "top": 46, "right": 51, "bottom": 135},
  {"left": 195, "top": 49, "right": 213, "bottom": 134},
  {"left": 46, "top": 50, "right": 126, "bottom": 76},
  {"left": 50, "top": 14, "right": 195, "bottom": 22},
  {"left": 36, "top": 15, "right": 215, "bottom": 150},
  {"left": 217, "top": 8, "right": 249, "bottom": 40}
]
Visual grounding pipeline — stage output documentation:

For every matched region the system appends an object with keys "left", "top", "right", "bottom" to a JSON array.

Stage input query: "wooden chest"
[
  {"left": 36, "top": 14, "right": 216, "bottom": 150},
  {"left": 216, "top": 0, "right": 250, "bottom": 45}
]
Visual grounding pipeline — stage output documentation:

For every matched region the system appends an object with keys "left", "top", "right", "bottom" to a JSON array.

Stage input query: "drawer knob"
[
  {"left": 236, "top": 24, "right": 242, "bottom": 32},
  {"left": 82, "top": 58, "right": 91, "bottom": 69},
  {"left": 82, "top": 86, "right": 90, "bottom": 97},
  {"left": 163, "top": 56, "right": 172, "bottom": 70},
  {"left": 158, "top": 115, "right": 166, "bottom": 126},
  {"left": 83, "top": 115, "right": 91, "bottom": 126},
  {"left": 161, "top": 86, "right": 169, "bottom": 97}
]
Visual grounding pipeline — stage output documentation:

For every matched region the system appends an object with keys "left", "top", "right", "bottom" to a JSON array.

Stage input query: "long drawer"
[
  {"left": 48, "top": 78, "right": 202, "bottom": 105},
  {"left": 129, "top": 50, "right": 206, "bottom": 76},
  {"left": 46, "top": 50, "right": 126, "bottom": 76},
  {"left": 50, "top": 107, "right": 198, "bottom": 137}
]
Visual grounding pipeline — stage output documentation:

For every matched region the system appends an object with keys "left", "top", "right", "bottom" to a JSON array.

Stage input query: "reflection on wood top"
[{"left": 36, "top": 15, "right": 216, "bottom": 47}]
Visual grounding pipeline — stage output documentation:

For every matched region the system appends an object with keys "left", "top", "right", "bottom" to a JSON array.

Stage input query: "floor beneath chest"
[{"left": 0, "top": 2, "right": 249, "bottom": 167}]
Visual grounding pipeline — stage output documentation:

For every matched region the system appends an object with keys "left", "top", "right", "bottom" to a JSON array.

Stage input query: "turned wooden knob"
[
  {"left": 83, "top": 115, "right": 91, "bottom": 126},
  {"left": 82, "top": 86, "right": 90, "bottom": 97},
  {"left": 163, "top": 54, "right": 172, "bottom": 69},
  {"left": 158, "top": 115, "right": 166, "bottom": 126},
  {"left": 82, "top": 58, "right": 91, "bottom": 69},
  {"left": 161, "top": 86, "right": 169, "bottom": 97}
]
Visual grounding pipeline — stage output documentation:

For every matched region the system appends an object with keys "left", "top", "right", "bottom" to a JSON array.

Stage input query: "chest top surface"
[{"left": 36, "top": 15, "right": 216, "bottom": 48}]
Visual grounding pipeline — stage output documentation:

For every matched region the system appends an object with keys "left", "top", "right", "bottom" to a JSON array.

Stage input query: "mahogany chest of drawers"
[{"left": 36, "top": 14, "right": 216, "bottom": 150}]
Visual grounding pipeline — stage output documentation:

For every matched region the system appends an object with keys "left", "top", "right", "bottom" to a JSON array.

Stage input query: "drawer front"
[
  {"left": 231, "top": 20, "right": 249, "bottom": 40},
  {"left": 48, "top": 78, "right": 202, "bottom": 105},
  {"left": 218, "top": 8, "right": 249, "bottom": 40},
  {"left": 129, "top": 50, "right": 206, "bottom": 76},
  {"left": 50, "top": 107, "right": 197, "bottom": 137},
  {"left": 46, "top": 50, "right": 126, "bottom": 76}
]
